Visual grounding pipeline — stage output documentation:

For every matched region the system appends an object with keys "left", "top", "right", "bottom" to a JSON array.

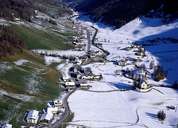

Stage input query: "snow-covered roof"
[
  {"left": 27, "top": 110, "right": 39, "bottom": 120},
  {"left": 2, "top": 124, "right": 12, "bottom": 128},
  {"left": 40, "top": 111, "right": 53, "bottom": 121},
  {"left": 45, "top": 107, "right": 59, "bottom": 115}
]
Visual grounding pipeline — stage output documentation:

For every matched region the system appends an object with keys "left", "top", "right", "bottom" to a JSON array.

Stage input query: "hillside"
[
  {"left": 63, "top": 0, "right": 178, "bottom": 27},
  {"left": 0, "top": 0, "right": 75, "bottom": 127},
  {"left": 0, "top": 0, "right": 177, "bottom": 128},
  {"left": 0, "top": 0, "right": 34, "bottom": 21},
  {"left": 0, "top": 0, "right": 75, "bottom": 57}
]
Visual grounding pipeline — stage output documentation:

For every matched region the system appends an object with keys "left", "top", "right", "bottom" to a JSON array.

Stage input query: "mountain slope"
[
  {"left": 64, "top": 0, "right": 178, "bottom": 27},
  {"left": 0, "top": 0, "right": 75, "bottom": 127}
]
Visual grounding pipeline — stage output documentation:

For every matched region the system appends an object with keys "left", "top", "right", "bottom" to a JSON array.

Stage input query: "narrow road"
[
  {"left": 79, "top": 88, "right": 133, "bottom": 93},
  {"left": 90, "top": 26, "right": 110, "bottom": 56},
  {"left": 49, "top": 88, "right": 77, "bottom": 128},
  {"left": 38, "top": 88, "right": 77, "bottom": 128}
]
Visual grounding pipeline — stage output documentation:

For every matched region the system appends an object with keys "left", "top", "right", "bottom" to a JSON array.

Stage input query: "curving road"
[
  {"left": 90, "top": 26, "right": 110, "bottom": 56},
  {"left": 49, "top": 88, "right": 77, "bottom": 128},
  {"left": 38, "top": 88, "right": 77, "bottom": 128}
]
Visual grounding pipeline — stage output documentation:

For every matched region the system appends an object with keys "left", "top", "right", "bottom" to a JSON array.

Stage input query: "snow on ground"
[
  {"left": 87, "top": 17, "right": 178, "bottom": 84},
  {"left": 68, "top": 62, "right": 178, "bottom": 128},
  {"left": 33, "top": 49, "right": 85, "bottom": 57},
  {"left": 44, "top": 56, "right": 62, "bottom": 65},
  {"left": 67, "top": 16, "right": 178, "bottom": 128},
  {"left": 57, "top": 62, "right": 73, "bottom": 80}
]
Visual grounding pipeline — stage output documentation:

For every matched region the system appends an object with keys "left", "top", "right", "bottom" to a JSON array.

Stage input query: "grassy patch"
[
  {"left": 0, "top": 63, "right": 60, "bottom": 126},
  {"left": 0, "top": 50, "right": 44, "bottom": 64},
  {"left": 0, "top": 67, "right": 30, "bottom": 94},
  {"left": 33, "top": 0, "right": 73, "bottom": 17},
  {"left": 11, "top": 25, "right": 73, "bottom": 50},
  {"left": 38, "top": 67, "right": 60, "bottom": 99},
  {"left": 0, "top": 97, "right": 18, "bottom": 121},
  {"left": 0, "top": 62, "right": 60, "bottom": 98}
]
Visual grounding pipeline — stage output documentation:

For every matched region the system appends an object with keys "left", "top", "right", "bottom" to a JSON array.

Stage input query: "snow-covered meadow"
[{"left": 67, "top": 16, "right": 178, "bottom": 128}]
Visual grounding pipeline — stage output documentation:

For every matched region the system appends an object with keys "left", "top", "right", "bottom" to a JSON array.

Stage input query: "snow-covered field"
[
  {"left": 68, "top": 62, "right": 178, "bottom": 128},
  {"left": 67, "top": 16, "right": 178, "bottom": 128}
]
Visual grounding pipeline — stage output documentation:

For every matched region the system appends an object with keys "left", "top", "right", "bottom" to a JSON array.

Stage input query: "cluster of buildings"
[
  {"left": 122, "top": 65, "right": 152, "bottom": 92},
  {"left": 69, "top": 65, "right": 102, "bottom": 80},
  {"left": 122, "top": 44, "right": 146, "bottom": 57},
  {"left": 112, "top": 59, "right": 127, "bottom": 67},
  {"left": 61, "top": 65, "right": 102, "bottom": 91},
  {"left": 25, "top": 100, "right": 64, "bottom": 126},
  {"left": 113, "top": 44, "right": 153, "bottom": 92}
]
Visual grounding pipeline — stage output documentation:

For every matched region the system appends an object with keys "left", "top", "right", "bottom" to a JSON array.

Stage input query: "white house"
[
  {"left": 140, "top": 81, "right": 149, "bottom": 89},
  {"left": 2, "top": 123, "right": 12, "bottom": 128},
  {"left": 132, "top": 68, "right": 147, "bottom": 80},
  {"left": 26, "top": 110, "right": 39, "bottom": 124},
  {"left": 135, "top": 80, "right": 151, "bottom": 92},
  {"left": 48, "top": 100, "right": 63, "bottom": 108},
  {"left": 47, "top": 107, "right": 59, "bottom": 114},
  {"left": 65, "top": 81, "right": 76, "bottom": 86},
  {"left": 40, "top": 111, "right": 53, "bottom": 123},
  {"left": 53, "top": 100, "right": 63, "bottom": 107},
  {"left": 82, "top": 75, "right": 94, "bottom": 80}
]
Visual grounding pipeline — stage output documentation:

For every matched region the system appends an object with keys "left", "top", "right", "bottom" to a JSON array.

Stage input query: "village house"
[
  {"left": 47, "top": 100, "right": 63, "bottom": 109},
  {"left": 74, "top": 79, "right": 88, "bottom": 87},
  {"left": 82, "top": 75, "right": 94, "bottom": 80},
  {"left": 40, "top": 100, "right": 63, "bottom": 123},
  {"left": 94, "top": 74, "right": 103, "bottom": 80},
  {"left": 77, "top": 80, "right": 91, "bottom": 89},
  {"left": 112, "top": 59, "right": 127, "bottom": 66},
  {"left": 118, "top": 59, "right": 127, "bottom": 66},
  {"left": 64, "top": 80, "right": 76, "bottom": 87},
  {"left": 95, "top": 51, "right": 105, "bottom": 56},
  {"left": 1, "top": 123, "right": 12, "bottom": 128},
  {"left": 46, "top": 107, "right": 59, "bottom": 114},
  {"left": 134, "top": 47, "right": 145, "bottom": 57},
  {"left": 40, "top": 107, "right": 59, "bottom": 123},
  {"left": 82, "top": 74, "right": 103, "bottom": 80},
  {"left": 134, "top": 79, "right": 151, "bottom": 92},
  {"left": 83, "top": 67, "right": 92, "bottom": 76},
  {"left": 115, "top": 70, "right": 123, "bottom": 76},
  {"left": 132, "top": 67, "right": 147, "bottom": 81},
  {"left": 40, "top": 111, "right": 53, "bottom": 123},
  {"left": 26, "top": 110, "right": 39, "bottom": 124},
  {"left": 61, "top": 78, "right": 76, "bottom": 90}
]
